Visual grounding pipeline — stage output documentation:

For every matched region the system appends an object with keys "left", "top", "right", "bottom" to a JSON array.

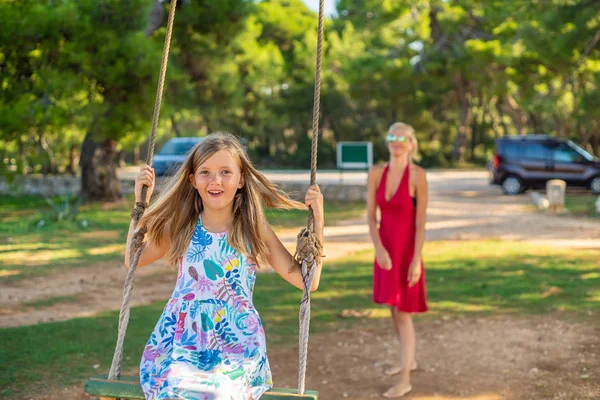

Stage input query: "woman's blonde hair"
[
  {"left": 388, "top": 122, "right": 419, "bottom": 160},
  {"left": 139, "top": 131, "right": 306, "bottom": 268}
]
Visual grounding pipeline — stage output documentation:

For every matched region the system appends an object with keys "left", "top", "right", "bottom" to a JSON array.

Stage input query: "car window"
[
  {"left": 553, "top": 143, "right": 584, "bottom": 163},
  {"left": 158, "top": 140, "right": 200, "bottom": 156},
  {"left": 501, "top": 142, "right": 522, "bottom": 160},
  {"left": 522, "top": 142, "right": 551, "bottom": 161}
]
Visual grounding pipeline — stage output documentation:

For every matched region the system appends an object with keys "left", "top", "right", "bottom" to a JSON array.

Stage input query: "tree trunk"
[
  {"left": 503, "top": 95, "right": 527, "bottom": 135},
  {"left": 495, "top": 101, "right": 509, "bottom": 136},
  {"left": 528, "top": 112, "right": 541, "bottom": 133},
  {"left": 38, "top": 134, "right": 58, "bottom": 175},
  {"left": 553, "top": 114, "right": 564, "bottom": 137},
  {"left": 577, "top": 120, "right": 590, "bottom": 150},
  {"left": 133, "top": 145, "right": 141, "bottom": 165},
  {"left": 119, "top": 149, "right": 127, "bottom": 167},
  {"left": 170, "top": 114, "right": 181, "bottom": 137},
  {"left": 38, "top": 134, "right": 49, "bottom": 176},
  {"left": 17, "top": 137, "right": 27, "bottom": 175},
  {"left": 79, "top": 128, "right": 121, "bottom": 202},
  {"left": 485, "top": 97, "right": 501, "bottom": 139},
  {"left": 452, "top": 71, "right": 471, "bottom": 164},
  {"left": 469, "top": 93, "right": 485, "bottom": 162},
  {"left": 591, "top": 120, "right": 600, "bottom": 156},
  {"left": 68, "top": 143, "right": 79, "bottom": 176},
  {"left": 469, "top": 123, "right": 477, "bottom": 162}
]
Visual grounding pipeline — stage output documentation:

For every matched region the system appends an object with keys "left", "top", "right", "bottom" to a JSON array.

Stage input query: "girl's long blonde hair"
[{"left": 139, "top": 132, "right": 306, "bottom": 268}]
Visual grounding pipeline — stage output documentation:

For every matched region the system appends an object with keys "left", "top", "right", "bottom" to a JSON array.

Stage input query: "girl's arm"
[
  {"left": 124, "top": 164, "right": 170, "bottom": 269},
  {"left": 124, "top": 219, "right": 170, "bottom": 269},
  {"left": 265, "top": 184, "right": 324, "bottom": 291}
]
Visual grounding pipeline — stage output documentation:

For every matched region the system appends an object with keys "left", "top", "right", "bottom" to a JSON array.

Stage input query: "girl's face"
[
  {"left": 386, "top": 129, "right": 414, "bottom": 158},
  {"left": 189, "top": 149, "right": 244, "bottom": 212}
]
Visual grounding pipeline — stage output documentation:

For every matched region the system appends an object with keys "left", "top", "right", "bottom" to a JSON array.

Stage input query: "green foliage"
[{"left": 2, "top": 0, "right": 600, "bottom": 172}]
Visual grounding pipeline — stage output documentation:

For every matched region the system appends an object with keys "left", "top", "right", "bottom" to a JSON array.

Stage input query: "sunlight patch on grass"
[
  {"left": 581, "top": 272, "right": 600, "bottom": 280},
  {"left": 310, "top": 288, "right": 371, "bottom": 300},
  {"left": 0, "top": 270, "right": 20, "bottom": 277},
  {"left": 429, "top": 301, "right": 495, "bottom": 313},
  {"left": 79, "top": 230, "right": 121, "bottom": 240},
  {"left": 367, "top": 307, "right": 392, "bottom": 319},
  {"left": 0, "top": 248, "right": 82, "bottom": 265},
  {"left": 518, "top": 293, "right": 545, "bottom": 301},
  {"left": 589, "top": 291, "right": 600, "bottom": 302},
  {"left": 0, "top": 242, "right": 61, "bottom": 252},
  {"left": 498, "top": 269, "right": 525, "bottom": 277},
  {"left": 88, "top": 243, "right": 124, "bottom": 256}
]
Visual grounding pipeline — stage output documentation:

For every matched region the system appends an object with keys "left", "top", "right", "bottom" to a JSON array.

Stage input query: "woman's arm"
[
  {"left": 408, "top": 166, "right": 428, "bottom": 286},
  {"left": 367, "top": 165, "right": 384, "bottom": 249},
  {"left": 412, "top": 166, "right": 428, "bottom": 261}
]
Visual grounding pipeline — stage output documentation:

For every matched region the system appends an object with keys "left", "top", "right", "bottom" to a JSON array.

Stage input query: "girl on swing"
[
  {"left": 367, "top": 122, "right": 429, "bottom": 398},
  {"left": 127, "top": 132, "right": 325, "bottom": 400}
]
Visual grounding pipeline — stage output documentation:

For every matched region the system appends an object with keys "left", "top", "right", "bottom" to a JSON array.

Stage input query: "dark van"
[{"left": 489, "top": 135, "right": 600, "bottom": 195}]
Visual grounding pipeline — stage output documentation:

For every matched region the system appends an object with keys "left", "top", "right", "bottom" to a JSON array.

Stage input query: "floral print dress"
[{"left": 140, "top": 218, "right": 272, "bottom": 399}]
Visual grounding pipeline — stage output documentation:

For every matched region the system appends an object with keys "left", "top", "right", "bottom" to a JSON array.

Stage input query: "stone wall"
[{"left": 0, "top": 176, "right": 367, "bottom": 202}]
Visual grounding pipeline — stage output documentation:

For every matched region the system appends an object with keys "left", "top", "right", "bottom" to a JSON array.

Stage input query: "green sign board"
[{"left": 336, "top": 141, "right": 373, "bottom": 170}]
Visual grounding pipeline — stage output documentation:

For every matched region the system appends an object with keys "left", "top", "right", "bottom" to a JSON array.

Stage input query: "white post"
[{"left": 546, "top": 179, "right": 566, "bottom": 212}]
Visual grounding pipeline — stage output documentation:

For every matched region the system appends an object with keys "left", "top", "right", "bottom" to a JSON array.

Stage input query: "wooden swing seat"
[{"left": 84, "top": 375, "right": 318, "bottom": 399}]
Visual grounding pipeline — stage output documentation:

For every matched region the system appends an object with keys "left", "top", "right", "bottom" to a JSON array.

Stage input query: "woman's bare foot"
[
  {"left": 384, "top": 359, "right": 417, "bottom": 376},
  {"left": 383, "top": 382, "right": 412, "bottom": 398}
]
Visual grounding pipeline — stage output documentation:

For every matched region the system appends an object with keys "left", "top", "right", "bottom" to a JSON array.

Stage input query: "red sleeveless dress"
[{"left": 373, "top": 164, "right": 428, "bottom": 313}]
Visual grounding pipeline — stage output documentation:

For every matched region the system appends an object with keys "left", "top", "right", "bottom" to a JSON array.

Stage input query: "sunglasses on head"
[{"left": 386, "top": 134, "right": 410, "bottom": 143}]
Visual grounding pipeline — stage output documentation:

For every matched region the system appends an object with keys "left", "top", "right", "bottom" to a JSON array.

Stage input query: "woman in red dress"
[{"left": 367, "top": 122, "right": 429, "bottom": 398}]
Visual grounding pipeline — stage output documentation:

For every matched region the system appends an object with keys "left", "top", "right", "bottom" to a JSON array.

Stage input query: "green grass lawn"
[
  {"left": 0, "top": 195, "right": 365, "bottom": 282},
  {"left": 0, "top": 195, "right": 131, "bottom": 281},
  {"left": 1, "top": 240, "right": 598, "bottom": 398},
  {"left": 565, "top": 194, "right": 598, "bottom": 218}
]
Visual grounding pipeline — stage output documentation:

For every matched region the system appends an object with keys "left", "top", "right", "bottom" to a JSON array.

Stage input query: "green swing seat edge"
[{"left": 84, "top": 375, "right": 318, "bottom": 399}]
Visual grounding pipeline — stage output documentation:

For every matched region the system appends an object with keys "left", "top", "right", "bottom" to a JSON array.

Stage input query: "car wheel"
[
  {"left": 502, "top": 175, "right": 524, "bottom": 195},
  {"left": 590, "top": 176, "right": 600, "bottom": 195}
]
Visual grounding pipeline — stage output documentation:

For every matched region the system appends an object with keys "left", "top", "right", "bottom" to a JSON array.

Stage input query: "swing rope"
[
  {"left": 293, "top": 0, "right": 325, "bottom": 394},
  {"left": 107, "top": 0, "right": 326, "bottom": 396},
  {"left": 107, "top": 0, "right": 178, "bottom": 381}
]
